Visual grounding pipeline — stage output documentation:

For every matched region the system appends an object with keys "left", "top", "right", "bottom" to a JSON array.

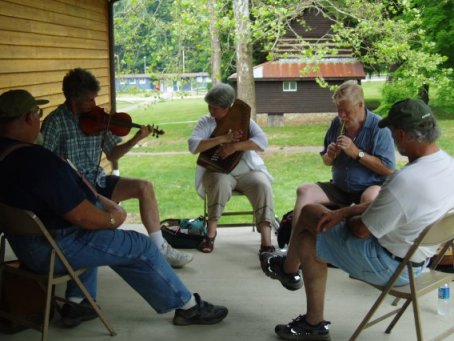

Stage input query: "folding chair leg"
[
  {"left": 350, "top": 287, "right": 395, "bottom": 340},
  {"left": 391, "top": 297, "right": 400, "bottom": 306},
  {"left": 68, "top": 267, "right": 116, "bottom": 336},
  {"left": 41, "top": 252, "right": 57, "bottom": 341},
  {"left": 385, "top": 298, "right": 411, "bottom": 334},
  {"left": 411, "top": 294, "right": 423, "bottom": 341}
]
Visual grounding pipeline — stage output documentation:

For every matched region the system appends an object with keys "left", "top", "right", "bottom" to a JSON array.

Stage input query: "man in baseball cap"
[
  {"left": 0, "top": 89, "right": 49, "bottom": 120},
  {"left": 378, "top": 98, "right": 436, "bottom": 132},
  {"left": 0, "top": 88, "right": 229, "bottom": 329},
  {"left": 261, "top": 97, "right": 453, "bottom": 341}
]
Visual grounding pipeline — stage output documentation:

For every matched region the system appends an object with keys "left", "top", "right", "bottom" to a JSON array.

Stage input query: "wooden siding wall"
[
  {"left": 0, "top": 0, "right": 111, "bottom": 117},
  {"left": 284, "top": 10, "right": 333, "bottom": 38},
  {"left": 255, "top": 81, "right": 343, "bottom": 114}
]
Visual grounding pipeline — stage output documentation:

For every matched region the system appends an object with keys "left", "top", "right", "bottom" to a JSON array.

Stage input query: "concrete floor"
[{"left": 1, "top": 225, "right": 453, "bottom": 341}]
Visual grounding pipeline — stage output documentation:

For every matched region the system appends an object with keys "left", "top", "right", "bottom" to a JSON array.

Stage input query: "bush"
[
  {"left": 375, "top": 80, "right": 419, "bottom": 116},
  {"left": 377, "top": 77, "right": 454, "bottom": 118}
]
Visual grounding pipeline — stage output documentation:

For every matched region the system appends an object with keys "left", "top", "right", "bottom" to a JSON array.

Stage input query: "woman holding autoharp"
[{"left": 188, "top": 83, "right": 275, "bottom": 257}]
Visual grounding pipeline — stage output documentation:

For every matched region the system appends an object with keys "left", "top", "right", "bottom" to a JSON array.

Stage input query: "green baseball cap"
[
  {"left": 0, "top": 89, "right": 49, "bottom": 119},
  {"left": 378, "top": 99, "right": 435, "bottom": 131}
]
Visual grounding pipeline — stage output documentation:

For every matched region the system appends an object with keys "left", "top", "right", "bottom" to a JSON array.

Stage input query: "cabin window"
[{"left": 283, "top": 81, "right": 297, "bottom": 92}]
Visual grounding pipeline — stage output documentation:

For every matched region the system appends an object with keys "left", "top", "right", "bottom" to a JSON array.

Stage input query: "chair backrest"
[
  {"left": 0, "top": 202, "right": 46, "bottom": 236},
  {"left": 419, "top": 208, "right": 454, "bottom": 246}
]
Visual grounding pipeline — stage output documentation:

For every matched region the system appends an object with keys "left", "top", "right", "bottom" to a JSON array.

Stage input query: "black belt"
[{"left": 384, "top": 248, "right": 426, "bottom": 267}]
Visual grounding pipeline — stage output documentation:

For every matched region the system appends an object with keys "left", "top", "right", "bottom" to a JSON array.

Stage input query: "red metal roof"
[{"left": 229, "top": 60, "right": 365, "bottom": 80}]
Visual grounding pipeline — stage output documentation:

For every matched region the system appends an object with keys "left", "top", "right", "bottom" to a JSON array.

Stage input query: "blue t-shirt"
[
  {"left": 320, "top": 110, "right": 396, "bottom": 193},
  {"left": 0, "top": 138, "right": 97, "bottom": 230}
]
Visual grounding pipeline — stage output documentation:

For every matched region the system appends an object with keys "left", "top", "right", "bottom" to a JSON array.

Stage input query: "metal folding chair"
[
  {"left": 0, "top": 203, "right": 116, "bottom": 341},
  {"left": 350, "top": 208, "right": 454, "bottom": 341}
]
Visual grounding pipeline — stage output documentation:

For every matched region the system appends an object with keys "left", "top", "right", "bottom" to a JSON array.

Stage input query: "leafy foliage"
[{"left": 114, "top": 0, "right": 453, "bottom": 114}]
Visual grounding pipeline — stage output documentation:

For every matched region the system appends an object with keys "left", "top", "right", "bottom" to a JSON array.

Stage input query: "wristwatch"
[{"left": 356, "top": 150, "right": 365, "bottom": 161}]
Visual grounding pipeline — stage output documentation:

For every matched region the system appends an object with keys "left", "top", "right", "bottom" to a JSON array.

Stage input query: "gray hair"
[
  {"left": 332, "top": 80, "right": 364, "bottom": 105},
  {"left": 204, "top": 83, "right": 236, "bottom": 108},
  {"left": 406, "top": 118, "right": 441, "bottom": 144}
]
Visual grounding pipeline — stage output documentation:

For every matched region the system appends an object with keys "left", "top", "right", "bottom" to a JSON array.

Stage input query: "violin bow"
[{"left": 92, "top": 111, "right": 114, "bottom": 186}]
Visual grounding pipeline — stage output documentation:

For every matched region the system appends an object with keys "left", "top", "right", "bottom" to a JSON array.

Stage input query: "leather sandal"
[{"left": 198, "top": 232, "right": 217, "bottom": 253}]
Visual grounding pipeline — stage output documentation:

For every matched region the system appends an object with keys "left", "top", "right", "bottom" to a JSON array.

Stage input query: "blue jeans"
[
  {"left": 6, "top": 227, "right": 192, "bottom": 313},
  {"left": 316, "top": 221, "right": 425, "bottom": 287}
]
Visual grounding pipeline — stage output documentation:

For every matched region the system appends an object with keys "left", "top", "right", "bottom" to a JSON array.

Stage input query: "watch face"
[{"left": 358, "top": 151, "right": 365, "bottom": 158}]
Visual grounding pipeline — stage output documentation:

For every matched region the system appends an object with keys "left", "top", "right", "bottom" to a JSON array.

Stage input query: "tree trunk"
[
  {"left": 418, "top": 84, "right": 429, "bottom": 104},
  {"left": 233, "top": 0, "right": 256, "bottom": 120},
  {"left": 207, "top": 0, "right": 222, "bottom": 86}
]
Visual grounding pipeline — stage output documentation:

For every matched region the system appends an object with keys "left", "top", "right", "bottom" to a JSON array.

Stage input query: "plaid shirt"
[{"left": 41, "top": 104, "right": 121, "bottom": 188}]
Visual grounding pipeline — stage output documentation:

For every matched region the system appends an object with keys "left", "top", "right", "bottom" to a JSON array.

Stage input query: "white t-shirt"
[{"left": 362, "top": 150, "right": 454, "bottom": 262}]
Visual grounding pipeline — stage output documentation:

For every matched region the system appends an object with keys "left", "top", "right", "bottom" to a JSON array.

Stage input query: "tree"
[
  {"left": 113, "top": 0, "right": 452, "bottom": 114},
  {"left": 233, "top": 0, "right": 256, "bottom": 118},
  {"left": 207, "top": 0, "right": 222, "bottom": 85},
  {"left": 114, "top": 0, "right": 211, "bottom": 74},
  {"left": 248, "top": 0, "right": 452, "bottom": 112}
]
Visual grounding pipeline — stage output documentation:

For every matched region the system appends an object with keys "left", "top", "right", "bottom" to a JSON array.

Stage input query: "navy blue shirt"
[
  {"left": 0, "top": 137, "right": 97, "bottom": 230},
  {"left": 320, "top": 110, "right": 396, "bottom": 193}
]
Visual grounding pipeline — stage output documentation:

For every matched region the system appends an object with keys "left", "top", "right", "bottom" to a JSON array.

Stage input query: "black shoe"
[
  {"left": 259, "top": 245, "right": 276, "bottom": 262},
  {"left": 261, "top": 253, "right": 303, "bottom": 291},
  {"left": 275, "top": 314, "right": 331, "bottom": 340},
  {"left": 60, "top": 299, "right": 98, "bottom": 328},
  {"left": 173, "top": 293, "right": 228, "bottom": 326}
]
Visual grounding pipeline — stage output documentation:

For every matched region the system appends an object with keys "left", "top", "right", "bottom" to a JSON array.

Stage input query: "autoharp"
[{"left": 197, "top": 99, "right": 251, "bottom": 173}]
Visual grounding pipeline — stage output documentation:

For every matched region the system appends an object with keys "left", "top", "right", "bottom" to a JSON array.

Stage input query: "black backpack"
[{"left": 276, "top": 210, "right": 293, "bottom": 248}]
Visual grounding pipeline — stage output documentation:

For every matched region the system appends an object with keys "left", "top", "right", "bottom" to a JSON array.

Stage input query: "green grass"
[
  {"left": 116, "top": 89, "right": 454, "bottom": 223},
  {"left": 120, "top": 152, "right": 332, "bottom": 223},
  {"left": 362, "top": 81, "right": 385, "bottom": 110}
]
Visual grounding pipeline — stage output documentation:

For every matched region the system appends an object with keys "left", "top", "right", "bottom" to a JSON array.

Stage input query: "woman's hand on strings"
[
  {"left": 222, "top": 129, "right": 242, "bottom": 144},
  {"left": 217, "top": 143, "right": 237, "bottom": 159}
]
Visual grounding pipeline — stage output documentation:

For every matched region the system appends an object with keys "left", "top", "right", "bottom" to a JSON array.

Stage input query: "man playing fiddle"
[{"left": 41, "top": 67, "right": 192, "bottom": 268}]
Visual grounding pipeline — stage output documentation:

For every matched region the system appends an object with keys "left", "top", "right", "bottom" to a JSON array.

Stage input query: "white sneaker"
[{"left": 161, "top": 241, "right": 193, "bottom": 268}]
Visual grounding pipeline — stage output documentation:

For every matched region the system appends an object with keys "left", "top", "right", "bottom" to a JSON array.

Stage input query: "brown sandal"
[{"left": 198, "top": 233, "right": 217, "bottom": 253}]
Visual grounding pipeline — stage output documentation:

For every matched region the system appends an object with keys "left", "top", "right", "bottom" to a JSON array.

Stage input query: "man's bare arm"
[{"left": 63, "top": 197, "right": 126, "bottom": 230}]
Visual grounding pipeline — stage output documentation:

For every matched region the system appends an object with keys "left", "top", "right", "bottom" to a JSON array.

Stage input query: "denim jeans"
[
  {"left": 6, "top": 227, "right": 192, "bottom": 313},
  {"left": 316, "top": 221, "right": 425, "bottom": 287}
]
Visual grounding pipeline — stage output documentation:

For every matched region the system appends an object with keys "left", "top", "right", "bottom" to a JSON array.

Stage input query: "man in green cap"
[
  {"left": 0, "top": 89, "right": 228, "bottom": 329},
  {"left": 261, "top": 98, "right": 454, "bottom": 340},
  {"left": 0, "top": 89, "right": 48, "bottom": 119}
]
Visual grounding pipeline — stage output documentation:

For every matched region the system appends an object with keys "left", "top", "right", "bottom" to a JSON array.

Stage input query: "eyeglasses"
[{"left": 31, "top": 107, "right": 43, "bottom": 119}]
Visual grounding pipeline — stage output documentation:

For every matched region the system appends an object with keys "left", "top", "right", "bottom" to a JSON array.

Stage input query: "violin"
[{"left": 78, "top": 106, "right": 164, "bottom": 137}]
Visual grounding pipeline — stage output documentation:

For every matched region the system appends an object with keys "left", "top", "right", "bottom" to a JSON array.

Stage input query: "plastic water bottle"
[{"left": 437, "top": 283, "right": 451, "bottom": 316}]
